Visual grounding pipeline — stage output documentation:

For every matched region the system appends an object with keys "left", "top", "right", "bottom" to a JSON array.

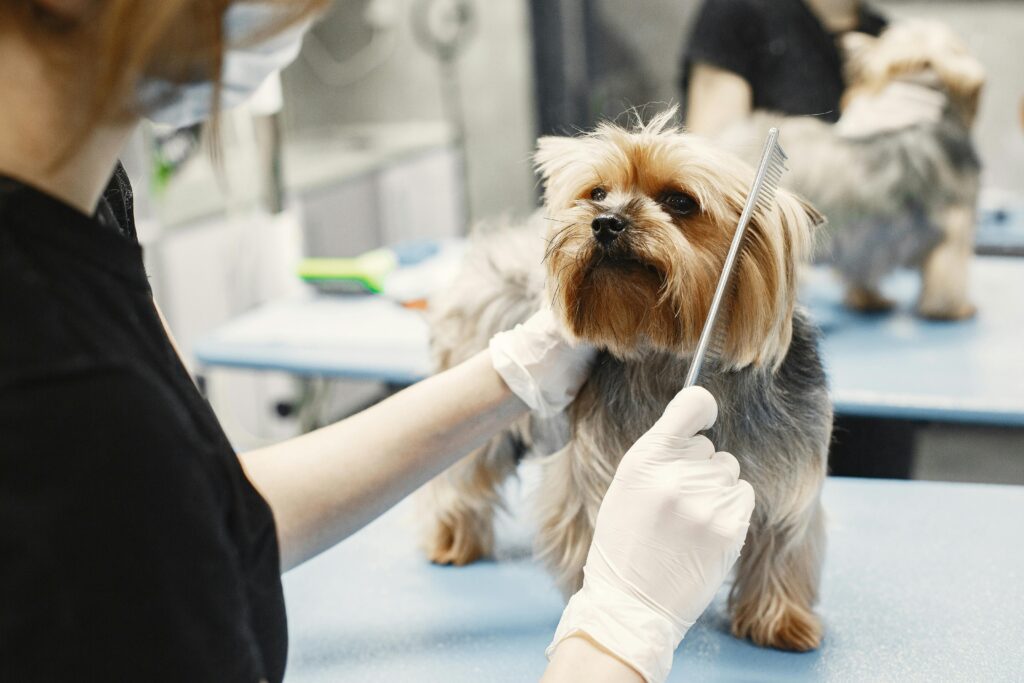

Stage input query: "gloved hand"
[
  {"left": 489, "top": 307, "right": 596, "bottom": 418},
  {"left": 546, "top": 387, "right": 755, "bottom": 683}
]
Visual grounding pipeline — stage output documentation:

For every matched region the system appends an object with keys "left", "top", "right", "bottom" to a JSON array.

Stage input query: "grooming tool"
[
  {"left": 298, "top": 240, "right": 446, "bottom": 298},
  {"left": 683, "top": 128, "right": 787, "bottom": 388},
  {"left": 299, "top": 248, "right": 398, "bottom": 294}
]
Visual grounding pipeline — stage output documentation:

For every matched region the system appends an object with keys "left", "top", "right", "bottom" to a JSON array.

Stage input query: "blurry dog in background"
[
  {"left": 721, "top": 20, "right": 985, "bottom": 319},
  {"left": 422, "top": 110, "right": 833, "bottom": 651}
]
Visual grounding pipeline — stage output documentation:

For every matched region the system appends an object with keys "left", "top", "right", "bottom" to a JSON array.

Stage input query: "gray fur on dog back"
[
  {"left": 429, "top": 220, "right": 546, "bottom": 370},
  {"left": 429, "top": 217, "right": 570, "bottom": 456},
  {"left": 578, "top": 308, "right": 830, "bottom": 527},
  {"left": 721, "top": 107, "right": 981, "bottom": 289}
]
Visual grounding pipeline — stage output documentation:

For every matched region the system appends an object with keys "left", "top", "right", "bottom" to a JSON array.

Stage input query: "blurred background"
[{"left": 123, "top": 0, "right": 1023, "bottom": 484}]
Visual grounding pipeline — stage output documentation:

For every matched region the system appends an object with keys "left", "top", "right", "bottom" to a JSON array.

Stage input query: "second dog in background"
[
  {"left": 422, "top": 110, "right": 833, "bottom": 652},
  {"left": 721, "top": 20, "right": 985, "bottom": 319}
]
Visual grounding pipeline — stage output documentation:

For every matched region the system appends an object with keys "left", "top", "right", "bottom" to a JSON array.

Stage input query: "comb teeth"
[
  {"left": 755, "top": 143, "right": 788, "bottom": 213},
  {"left": 682, "top": 128, "right": 789, "bottom": 389}
]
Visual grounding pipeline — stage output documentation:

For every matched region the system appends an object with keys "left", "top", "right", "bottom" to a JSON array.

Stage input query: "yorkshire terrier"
[
  {"left": 721, "top": 20, "right": 985, "bottom": 319},
  {"left": 422, "top": 110, "right": 833, "bottom": 652}
]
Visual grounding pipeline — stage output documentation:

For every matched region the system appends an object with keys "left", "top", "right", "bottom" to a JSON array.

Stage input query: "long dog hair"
[{"left": 423, "top": 110, "right": 833, "bottom": 652}]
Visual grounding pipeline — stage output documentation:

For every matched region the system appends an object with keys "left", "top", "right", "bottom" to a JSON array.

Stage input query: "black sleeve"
[
  {"left": 681, "top": 0, "right": 766, "bottom": 92},
  {"left": 858, "top": 3, "right": 888, "bottom": 37},
  {"left": 0, "top": 367, "right": 265, "bottom": 683}
]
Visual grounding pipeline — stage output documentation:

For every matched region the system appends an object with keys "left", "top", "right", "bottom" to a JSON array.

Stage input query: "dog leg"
[
  {"left": 421, "top": 434, "right": 519, "bottom": 566},
  {"left": 729, "top": 496, "right": 826, "bottom": 652},
  {"left": 534, "top": 443, "right": 607, "bottom": 597},
  {"left": 843, "top": 283, "right": 895, "bottom": 312},
  {"left": 917, "top": 204, "right": 976, "bottom": 320}
]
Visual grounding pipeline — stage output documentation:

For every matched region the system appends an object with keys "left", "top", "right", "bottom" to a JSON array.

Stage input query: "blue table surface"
[
  {"left": 281, "top": 477, "right": 1024, "bottom": 682},
  {"left": 804, "top": 257, "right": 1024, "bottom": 425},
  {"left": 196, "top": 256, "right": 1024, "bottom": 425}
]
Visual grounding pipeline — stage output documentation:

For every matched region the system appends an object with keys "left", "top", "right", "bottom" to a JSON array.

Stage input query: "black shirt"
[
  {"left": 0, "top": 167, "right": 287, "bottom": 682},
  {"left": 681, "top": 0, "right": 887, "bottom": 122}
]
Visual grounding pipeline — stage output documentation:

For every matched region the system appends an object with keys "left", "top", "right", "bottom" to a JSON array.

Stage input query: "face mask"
[{"left": 138, "top": 4, "right": 310, "bottom": 129}]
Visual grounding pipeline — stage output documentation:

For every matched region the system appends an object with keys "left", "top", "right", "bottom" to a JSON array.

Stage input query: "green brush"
[{"left": 298, "top": 248, "right": 398, "bottom": 294}]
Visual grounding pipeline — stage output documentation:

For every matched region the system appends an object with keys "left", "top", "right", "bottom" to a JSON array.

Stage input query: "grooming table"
[
  {"left": 195, "top": 256, "right": 1024, "bottom": 427},
  {"left": 281, "top": 476, "right": 1024, "bottom": 682},
  {"left": 801, "top": 257, "right": 1024, "bottom": 426},
  {"left": 976, "top": 199, "right": 1024, "bottom": 256},
  {"left": 195, "top": 295, "right": 432, "bottom": 385}
]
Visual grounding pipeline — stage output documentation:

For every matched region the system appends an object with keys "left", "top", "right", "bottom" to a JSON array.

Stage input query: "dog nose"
[{"left": 591, "top": 213, "right": 627, "bottom": 245}]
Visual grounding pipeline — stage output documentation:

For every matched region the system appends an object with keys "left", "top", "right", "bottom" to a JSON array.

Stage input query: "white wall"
[{"left": 281, "top": 0, "right": 539, "bottom": 223}]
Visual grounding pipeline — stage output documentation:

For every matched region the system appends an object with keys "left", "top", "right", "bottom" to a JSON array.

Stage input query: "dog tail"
[{"left": 428, "top": 215, "right": 548, "bottom": 372}]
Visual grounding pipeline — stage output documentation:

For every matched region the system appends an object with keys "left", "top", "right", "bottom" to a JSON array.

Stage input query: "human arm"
[
  {"left": 543, "top": 634, "right": 644, "bottom": 683},
  {"left": 241, "top": 350, "right": 524, "bottom": 570},
  {"left": 239, "top": 308, "right": 594, "bottom": 571},
  {"left": 681, "top": 0, "right": 759, "bottom": 136},
  {"left": 685, "top": 62, "right": 752, "bottom": 136},
  {"left": 542, "top": 387, "right": 755, "bottom": 683}
]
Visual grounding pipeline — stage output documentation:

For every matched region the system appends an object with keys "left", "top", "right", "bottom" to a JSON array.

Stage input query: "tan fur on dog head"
[
  {"left": 537, "top": 108, "right": 822, "bottom": 371},
  {"left": 842, "top": 20, "right": 986, "bottom": 126}
]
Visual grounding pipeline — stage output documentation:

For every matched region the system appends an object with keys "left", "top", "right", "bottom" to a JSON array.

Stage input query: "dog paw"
[
  {"left": 425, "top": 517, "right": 488, "bottom": 566},
  {"left": 916, "top": 300, "right": 977, "bottom": 321},
  {"left": 843, "top": 286, "right": 895, "bottom": 313},
  {"left": 732, "top": 605, "right": 822, "bottom": 652}
]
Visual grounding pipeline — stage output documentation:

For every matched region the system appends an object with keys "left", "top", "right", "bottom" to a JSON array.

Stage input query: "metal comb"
[{"left": 683, "top": 127, "right": 788, "bottom": 388}]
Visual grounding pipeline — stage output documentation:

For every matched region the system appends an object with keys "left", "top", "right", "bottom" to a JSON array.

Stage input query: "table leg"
[{"left": 829, "top": 414, "right": 920, "bottom": 479}]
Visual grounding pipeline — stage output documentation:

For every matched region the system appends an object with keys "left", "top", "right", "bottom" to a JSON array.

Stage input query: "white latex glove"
[
  {"left": 489, "top": 307, "right": 596, "bottom": 418},
  {"left": 546, "top": 387, "right": 755, "bottom": 683}
]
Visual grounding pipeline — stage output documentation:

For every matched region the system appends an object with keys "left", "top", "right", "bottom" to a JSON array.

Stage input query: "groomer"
[
  {"left": 0, "top": 3, "right": 753, "bottom": 682},
  {"left": 682, "top": 0, "right": 887, "bottom": 135}
]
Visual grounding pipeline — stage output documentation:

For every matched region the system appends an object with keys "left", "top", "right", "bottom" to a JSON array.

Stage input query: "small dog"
[
  {"left": 720, "top": 20, "right": 985, "bottom": 319},
  {"left": 422, "top": 110, "right": 833, "bottom": 652}
]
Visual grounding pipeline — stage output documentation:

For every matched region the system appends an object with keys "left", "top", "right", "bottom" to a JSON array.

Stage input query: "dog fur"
[
  {"left": 422, "top": 110, "right": 833, "bottom": 652},
  {"left": 719, "top": 20, "right": 985, "bottom": 319}
]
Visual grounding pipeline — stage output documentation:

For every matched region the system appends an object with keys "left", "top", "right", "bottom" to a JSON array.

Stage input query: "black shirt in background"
[
  {"left": 681, "top": 0, "right": 887, "bottom": 122},
  {"left": 0, "top": 167, "right": 287, "bottom": 682}
]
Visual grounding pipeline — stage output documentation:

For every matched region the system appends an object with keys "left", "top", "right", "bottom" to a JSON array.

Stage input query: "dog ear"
[
  {"left": 724, "top": 189, "right": 820, "bottom": 370},
  {"left": 534, "top": 136, "right": 595, "bottom": 208}
]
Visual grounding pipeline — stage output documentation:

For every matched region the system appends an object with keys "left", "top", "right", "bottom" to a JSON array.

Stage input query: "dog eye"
[
  {"left": 590, "top": 187, "right": 608, "bottom": 201},
  {"left": 660, "top": 192, "right": 698, "bottom": 215}
]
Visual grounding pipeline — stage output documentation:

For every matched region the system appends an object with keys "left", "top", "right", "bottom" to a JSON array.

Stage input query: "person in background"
[{"left": 682, "top": 0, "right": 887, "bottom": 136}]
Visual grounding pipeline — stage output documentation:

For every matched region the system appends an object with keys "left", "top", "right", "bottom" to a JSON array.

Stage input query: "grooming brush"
[
  {"left": 683, "top": 128, "right": 787, "bottom": 388},
  {"left": 299, "top": 249, "right": 398, "bottom": 294}
]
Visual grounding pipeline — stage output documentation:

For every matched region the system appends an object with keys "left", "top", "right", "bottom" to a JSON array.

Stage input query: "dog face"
[
  {"left": 537, "top": 110, "right": 821, "bottom": 370},
  {"left": 841, "top": 20, "right": 985, "bottom": 126}
]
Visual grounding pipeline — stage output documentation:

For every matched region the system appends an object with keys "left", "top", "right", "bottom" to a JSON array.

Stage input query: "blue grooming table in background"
[
  {"left": 195, "top": 255, "right": 1024, "bottom": 427},
  {"left": 282, "top": 477, "right": 1024, "bottom": 682},
  {"left": 802, "top": 258, "right": 1024, "bottom": 426}
]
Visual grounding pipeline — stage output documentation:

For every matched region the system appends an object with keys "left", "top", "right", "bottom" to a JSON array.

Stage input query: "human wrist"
[
  {"left": 546, "top": 572, "right": 687, "bottom": 683},
  {"left": 543, "top": 634, "right": 645, "bottom": 683},
  {"left": 488, "top": 308, "right": 594, "bottom": 417}
]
